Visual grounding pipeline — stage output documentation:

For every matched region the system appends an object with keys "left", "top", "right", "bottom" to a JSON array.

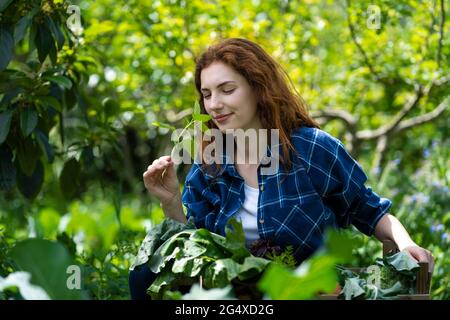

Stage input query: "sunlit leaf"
[
  {"left": 10, "top": 239, "right": 88, "bottom": 299},
  {"left": 20, "top": 107, "right": 38, "bottom": 137}
]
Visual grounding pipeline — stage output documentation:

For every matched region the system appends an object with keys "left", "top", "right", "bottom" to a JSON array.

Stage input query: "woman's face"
[{"left": 200, "top": 61, "right": 262, "bottom": 132}]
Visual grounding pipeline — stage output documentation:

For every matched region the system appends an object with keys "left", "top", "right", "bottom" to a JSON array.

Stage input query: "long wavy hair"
[{"left": 194, "top": 38, "right": 319, "bottom": 174}]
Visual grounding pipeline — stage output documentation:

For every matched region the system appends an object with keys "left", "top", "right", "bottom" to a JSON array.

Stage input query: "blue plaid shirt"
[{"left": 181, "top": 126, "right": 392, "bottom": 263}]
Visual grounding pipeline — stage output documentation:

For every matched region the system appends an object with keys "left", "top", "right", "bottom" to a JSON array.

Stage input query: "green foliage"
[
  {"left": 130, "top": 216, "right": 196, "bottom": 270},
  {"left": 0, "top": 0, "right": 448, "bottom": 300},
  {"left": 9, "top": 238, "right": 89, "bottom": 299},
  {"left": 352, "top": 141, "right": 449, "bottom": 299},
  {"left": 338, "top": 251, "right": 420, "bottom": 300},
  {"left": 258, "top": 229, "right": 356, "bottom": 300},
  {"left": 140, "top": 218, "right": 270, "bottom": 299},
  {"left": 259, "top": 255, "right": 338, "bottom": 300},
  {"left": 0, "top": 271, "right": 50, "bottom": 300},
  {"left": 265, "top": 245, "right": 297, "bottom": 269}
]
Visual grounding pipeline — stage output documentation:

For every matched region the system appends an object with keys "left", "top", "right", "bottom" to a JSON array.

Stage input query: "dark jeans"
[
  {"left": 129, "top": 264, "right": 194, "bottom": 300},
  {"left": 128, "top": 264, "right": 158, "bottom": 300}
]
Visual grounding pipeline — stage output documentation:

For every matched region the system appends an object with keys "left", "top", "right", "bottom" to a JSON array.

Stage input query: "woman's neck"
[{"left": 234, "top": 131, "right": 267, "bottom": 165}]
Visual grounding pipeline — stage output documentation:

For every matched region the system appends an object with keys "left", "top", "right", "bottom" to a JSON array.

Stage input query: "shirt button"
[
  {"left": 259, "top": 219, "right": 265, "bottom": 224},
  {"left": 260, "top": 185, "right": 264, "bottom": 191},
  {"left": 261, "top": 155, "right": 270, "bottom": 164}
]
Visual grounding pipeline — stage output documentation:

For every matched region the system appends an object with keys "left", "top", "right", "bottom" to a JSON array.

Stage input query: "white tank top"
[{"left": 236, "top": 183, "right": 260, "bottom": 246}]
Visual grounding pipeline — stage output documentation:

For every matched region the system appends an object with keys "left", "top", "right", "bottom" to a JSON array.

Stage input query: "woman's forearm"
[
  {"left": 374, "top": 214, "right": 416, "bottom": 250},
  {"left": 160, "top": 194, "right": 187, "bottom": 224}
]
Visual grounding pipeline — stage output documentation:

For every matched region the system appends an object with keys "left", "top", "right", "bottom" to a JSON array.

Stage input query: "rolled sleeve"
[
  {"left": 311, "top": 131, "right": 392, "bottom": 236},
  {"left": 346, "top": 186, "right": 392, "bottom": 236},
  {"left": 181, "top": 163, "right": 219, "bottom": 230}
]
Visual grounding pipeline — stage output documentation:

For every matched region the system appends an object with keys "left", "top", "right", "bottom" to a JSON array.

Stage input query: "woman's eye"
[{"left": 203, "top": 89, "right": 234, "bottom": 99}]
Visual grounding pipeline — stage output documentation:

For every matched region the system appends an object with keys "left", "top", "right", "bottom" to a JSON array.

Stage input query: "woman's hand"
[
  {"left": 143, "top": 155, "right": 180, "bottom": 205},
  {"left": 401, "top": 244, "right": 435, "bottom": 273},
  {"left": 374, "top": 214, "right": 435, "bottom": 273}
]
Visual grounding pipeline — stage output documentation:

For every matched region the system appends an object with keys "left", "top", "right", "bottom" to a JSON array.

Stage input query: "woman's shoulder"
[{"left": 290, "top": 126, "right": 343, "bottom": 159}]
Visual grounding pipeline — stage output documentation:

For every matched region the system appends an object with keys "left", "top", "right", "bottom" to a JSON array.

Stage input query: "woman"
[{"left": 130, "top": 38, "right": 434, "bottom": 300}]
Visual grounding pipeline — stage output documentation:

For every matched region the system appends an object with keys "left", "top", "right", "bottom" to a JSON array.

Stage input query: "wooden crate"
[{"left": 319, "top": 240, "right": 432, "bottom": 300}]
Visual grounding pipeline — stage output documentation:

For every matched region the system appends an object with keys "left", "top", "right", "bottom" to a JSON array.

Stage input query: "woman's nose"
[{"left": 209, "top": 94, "right": 224, "bottom": 111}]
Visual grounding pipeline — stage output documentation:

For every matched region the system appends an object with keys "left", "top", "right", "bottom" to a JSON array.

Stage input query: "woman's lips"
[{"left": 214, "top": 113, "right": 233, "bottom": 123}]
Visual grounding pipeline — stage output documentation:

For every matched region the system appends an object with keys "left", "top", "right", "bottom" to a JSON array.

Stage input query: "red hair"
[{"left": 194, "top": 38, "right": 319, "bottom": 173}]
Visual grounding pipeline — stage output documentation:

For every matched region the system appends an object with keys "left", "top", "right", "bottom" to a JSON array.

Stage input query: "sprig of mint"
[{"left": 152, "top": 101, "right": 211, "bottom": 161}]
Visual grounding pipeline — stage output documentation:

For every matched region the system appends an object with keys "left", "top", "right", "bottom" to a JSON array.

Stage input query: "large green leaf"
[
  {"left": 171, "top": 256, "right": 204, "bottom": 276},
  {"left": 179, "top": 257, "right": 209, "bottom": 278},
  {"left": 16, "top": 136, "right": 39, "bottom": 176},
  {"left": 0, "top": 72, "right": 30, "bottom": 93},
  {"left": 238, "top": 256, "right": 271, "bottom": 279},
  {"left": 385, "top": 251, "right": 420, "bottom": 272},
  {"left": 203, "top": 259, "right": 230, "bottom": 288},
  {"left": 45, "top": 16, "right": 64, "bottom": 50},
  {"left": 324, "top": 229, "right": 356, "bottom": 263},
  {"left": 59, "top": 158, "right": 81, "bottom": 200},
  {"left": 193, "top": 100, "right": 201, "bottom": 114},
  {"left": 14, "top": 12, "right": 35, "bottom": 44},
  {"left": 43, "top": 75, "right": 72, "bottom": 90},
  {"left": 20, "top": 107, "right": 38, "bottom": 137},
  {"left": 0, "top": 25, "right": 13, "bottom": 71},
  {"left": 189, "top": 229, "right": 233, "bottom": 259},
  {"left": 36, "top": 95, "right": 62, "bottom": 112},
  {"left": 102, "top": 97, "right": 120, "bottom": 118},
  {"left": 148, "top": 271, "right": 177, "bottom": 298},
  {"left": 131, "top": 218, "right": 195, "bottom": 270},
  {"left": 0, "top": 109, "right": 13, "bottom": 144},
  {"left": 151, "top": 121, "right": 176, "bottom": 131},
  {"left": 192, "top": 114, "right": 212, "bottom": 122},
  {"left": 374, "top": 281, "right": 405, "bottom": 300},
  {"left": 148, "top": 230, "right": 194, "bottom": 273},
  {"left": 0, "top": 144, "right": 16, "bottom": 190},
  {"left": 141, "top": 218, "right": 271, "bottom": 298},
  {"left": 10, "top": 239, "right": 88, "bottom": 299},
  {"left": 48, "top": 40, "right": 57, "bottom": 64},
  {"left": 35, "top": 23, "right": 53, "bottom": 63},
  {"left": 181, "top": 239, "right": 208, "bottom": 259},
  {"left": 225, "top": 217, "right": 246, "bottom": 246},
  {"left": 64, "top": 88, "right": 77, "bottom": 110},
  {"left": 258, "top": 254, "right": 338, "bottom": 299},
  {"left": 341, "top": 277, "right": 366, "bottom": 300},
  {"left": 17, "top": 159, "right": 44, "bottom": 200},
  {"left": 35, "top": 129, "right": 54, "bottom": 163},
  {"left": 0, "top": 0, "right": 13, "bottom": 12}
]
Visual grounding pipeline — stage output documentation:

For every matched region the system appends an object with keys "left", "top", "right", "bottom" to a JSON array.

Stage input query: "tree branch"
[
  {"left": 356, "top": 75, "right": 450, "bottom": 140},
  {"left": 371, "top": 135, "right": 387, "bottom": 177},
  {"left": 394, "top": 95, "right": 449, "bottom": 133},
  {"left": 311, "top": 109, "right": 357, "bottom": 128},
  {"left": 356, "top": 85, "right": 424, "bottom": 140}
]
